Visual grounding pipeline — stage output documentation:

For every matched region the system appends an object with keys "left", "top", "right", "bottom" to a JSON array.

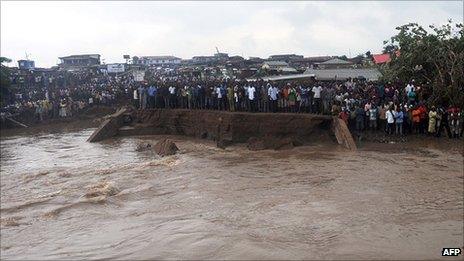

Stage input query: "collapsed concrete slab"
[
  {"left": 89, "top": 108, "right": 357, "bottom": 151},
  {"left": 87, "top": 107, "right": 130, "bottom": 142},
  {"left": 331, "top": 117, "right": 357, "bottom": 151},
  {"left": 133, "top": 109, "right": 333, "bottom": 142}
]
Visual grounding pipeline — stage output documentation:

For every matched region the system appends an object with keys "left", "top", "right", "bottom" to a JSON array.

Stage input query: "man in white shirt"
[
  {"left": 216, "top": 85, "right": 224, "bottom": 110},
  {"left": 267, "top": 83, "right": 279, "bottom": 113},
  {"left": 248, "top": 85, "right": 256, "bottom": 112},
  {"left": 386, "top": 107, "right": 395, "bottom": 134},
  {"left": 312, "top": 84, "right": 323, "bottom": 114},
  {"left": 168, "top": 86, "right": 176, "bottom": 108},
  {"left": 405, "top": 80, "right": 415, "bottom": 97},
  {"left": 216, "top": 86, "right": 223, "bottom": 99}
]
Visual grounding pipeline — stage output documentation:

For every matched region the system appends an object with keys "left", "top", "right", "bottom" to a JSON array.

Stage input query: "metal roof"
[
  {"left": 304, "top": 68, "right": 382, "bottom": 81},
  {"left": 247, "top": 73, "right": 316, "bottom": 82},
  {"left": 59, "top": 54, "right": 100, "bottom": 59},
  {"left": 138, "top": 56, "right": 180, "bottom": 60},
  {"left": 263, "top": 61, "right": 289, "bottom": 66},
  {"left": 317, "top": 58, "right": 352, "bottom": 65}
]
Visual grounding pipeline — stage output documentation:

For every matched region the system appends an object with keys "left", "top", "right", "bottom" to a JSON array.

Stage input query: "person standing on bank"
[
  {"left": 248, "top": 84, "right": 256, "bottom": 112},
  {"left": 148, "top": 84, "right": 157, "bottom": 109},
  {"left": 312, "top": 84, "right": 323, "bottom": 114},
  {"left": 386, "top": 106, "right": 395, "bottom": 135},
  {"left": 268, "top": 83, "right": 278, "bottom": 113},
  {"left": 170, "top": 85, "right": 177, "bottom": 108},
  {"left": 428, "top": 106, "right": 438, "bottom": 135},
  {"left": 227, "top": 84, "right": 235, "bottom": 112},
  {"left": 394, "top": 106, "right": 404, "bottom": 136}
]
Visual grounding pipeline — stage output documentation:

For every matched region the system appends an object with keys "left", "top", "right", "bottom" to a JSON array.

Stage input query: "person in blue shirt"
[
  {"left": 394, "top": 106, "right": 404, "bottom": 135},
  {"left": 137, "top": 84, "right": 147, "bottom": 110},
  {"left": 147, "top": 85, "right": 157, "bottom": 108},
  {"left": 355, "top": 104, "right": 365, "bottom": 133},
  {"left": 299, "top": 85, "right": 310, "bottom": 113},
  {"left": 378, "top": 84, "right": 385, "bottom": 104}
]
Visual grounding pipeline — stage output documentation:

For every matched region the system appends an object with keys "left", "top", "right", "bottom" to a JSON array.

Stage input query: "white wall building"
[{"left": 134, "top": 56, "right": 181, "bottom": 66}]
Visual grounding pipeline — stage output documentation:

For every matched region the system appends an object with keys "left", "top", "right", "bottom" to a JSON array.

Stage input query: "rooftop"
[
  {"left": 59, "top": 54, "right": 100, "bottom": 60},
  {"left": 263, "top": 61, "right": 289, "bottom": 66},
  {"left": 304, "top": 68, "right": 382, "bottom": 81},
  {"left": 138, "top": 56, "right": 181, "bottom": 60},
  {"left": 317, "top": 58, "right": 352, "bottom": 65},
  {"left": 372, "top": 53, "right": 391, "bottom": 64}
]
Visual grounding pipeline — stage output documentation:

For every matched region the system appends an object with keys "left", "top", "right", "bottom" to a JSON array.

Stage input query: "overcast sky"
[{"left": 1, "top": 1, "right": 462, "bottom": 67}]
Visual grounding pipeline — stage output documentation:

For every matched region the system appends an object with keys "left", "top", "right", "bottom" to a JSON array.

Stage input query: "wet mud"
[{"left": 0, "top": 129, "right": 463, "bottom": 259}]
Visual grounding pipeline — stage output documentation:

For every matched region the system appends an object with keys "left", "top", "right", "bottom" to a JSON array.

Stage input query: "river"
[{"left": 1, "top": 128, "right": 463, "bottom": 260}]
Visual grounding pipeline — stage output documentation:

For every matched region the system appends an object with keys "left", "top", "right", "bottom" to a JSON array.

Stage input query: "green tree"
[
  {"left": 381, "top": 20, "right": 464, "bottom": 107},
  {"left": 365, "top": 51, "right": 372, "bottom": 58},
  {"left": 1, "top": 57, "right": 13, "bottom": 106}
]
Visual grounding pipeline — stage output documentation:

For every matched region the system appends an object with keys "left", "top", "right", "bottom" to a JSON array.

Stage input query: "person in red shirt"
[
  {"left": 418, "top": 103, "right": 427, "bottom": 134},
  {"left": 412, "top": 106, "right": 421, "bottom": 134}
]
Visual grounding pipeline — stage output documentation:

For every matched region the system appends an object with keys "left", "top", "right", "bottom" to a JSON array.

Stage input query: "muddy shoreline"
[{"left": 2, "top": 111, "right": 462, "bottom": 155}]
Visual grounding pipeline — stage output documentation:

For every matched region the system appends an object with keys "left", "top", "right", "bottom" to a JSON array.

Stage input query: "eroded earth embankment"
[{"left": 89, "top": 108, "right": 355, "bottom": 149}]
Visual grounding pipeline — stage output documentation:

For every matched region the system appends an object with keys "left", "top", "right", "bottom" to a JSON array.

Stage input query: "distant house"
[
  {"left": 239, "top": 68, "right": 258, "bottom": 78},
  {"left": 18, "top": 60, "right": 35, "bottom": 70},
  {"left": 262, "top": 61, "right": 298, "bottom": 75},
  {"left": 304, "top": 68, "right": 382, "bottom": 81},
  {"left": 372, "top": 51, "right": 400, "bottom": 65},
  {"left": 58, "top": 54, "right": 101, "bottom": 68},
  {"left": 133, "top": 56, "right": 181, "bottom": 66},
  {"left": 214, "top": 52, "right": 229, "bottom": 60},
  {"left": 262, "top": 61, "right": 289, "bottom": 70},
  {"left": 192, "top": 56, "right": 216, "bottom": 64},
  {"left": 290, "top": 56, "right": 336, "bottom": 68},
  {"left": 372, "top": 53, "right": 391, "bottom": 64},
  {"left": 245, "top": 57, "right": 264, "bottom": 66},
  {"left": 315, "top": 58, "right": 353, "bottom": 69},
  {"left": 227, "top": 56, "right": 246, "bottom": 68},
  {"left": 268, "top": 54, "right": 304, "bottom": 62}
]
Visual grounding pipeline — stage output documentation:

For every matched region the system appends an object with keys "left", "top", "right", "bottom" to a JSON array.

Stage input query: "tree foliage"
[
  {"left": 381, "top": 20, "right": 464, "bottom": 107},
  {"left": 1, "top": 57, "right": 13, "bottom": 106}
]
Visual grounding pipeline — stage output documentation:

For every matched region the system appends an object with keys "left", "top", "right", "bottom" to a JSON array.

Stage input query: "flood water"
[{"left": 1, "top": 128, "right": 463, "bottom": 260}]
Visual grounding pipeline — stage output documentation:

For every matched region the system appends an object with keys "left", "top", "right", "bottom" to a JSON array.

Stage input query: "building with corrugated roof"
[
  {"left": 268, "top": 54, "right": 304, "bottom": 62},
  {"left": 304, "top": 68, "right": 382, "bottom": 81},
  {"left": 132, "top": 56, "right": 181, "bottom": 66},
  {"left": 58, "top": 54, "right": 101, "bottom": 68},
  {"left": 315, "top": 58, "right": 353, "bottom": 69},
  {"left": 17, "top": 60, "right": 35, "bottom": 70}
]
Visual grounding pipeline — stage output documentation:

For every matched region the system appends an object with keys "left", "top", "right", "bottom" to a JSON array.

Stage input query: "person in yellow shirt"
[{"left": 428, "top": 106, "right": 437, "bottom": 134}]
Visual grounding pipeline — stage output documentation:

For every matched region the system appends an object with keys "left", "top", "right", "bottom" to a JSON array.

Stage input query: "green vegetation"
[
  {"left": 381, "top": 20, "right": 464, "bottom": 107},
  {"left": 1, "top": 57, "right": 13, "bottom": 106}
]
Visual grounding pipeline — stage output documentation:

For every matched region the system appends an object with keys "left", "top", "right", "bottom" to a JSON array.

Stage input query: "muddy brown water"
[{"left": 0, "top": 128, "right": 463, "bottom": 260}]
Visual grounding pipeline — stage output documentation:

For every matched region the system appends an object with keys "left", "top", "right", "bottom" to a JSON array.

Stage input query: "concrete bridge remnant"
[{"left": 88, "top": 108, "right": 356, "bottom": 150}]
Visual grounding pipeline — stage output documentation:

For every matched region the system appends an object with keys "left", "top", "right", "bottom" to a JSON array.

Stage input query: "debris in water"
[
  {"left": 84, "top": 181, "right": 119, "bottom": 198},
  {"left": 154, "top": 139, "right": 179, "bottom": 156},
  {"left": 135, "top": 142, "right": 153, "bottom": 152},
  {"left": 247, "top": 136, "right": 298, "bottom": 151},
  {"left": 0, "top": 217, "right": 23, "bottom": 227}
]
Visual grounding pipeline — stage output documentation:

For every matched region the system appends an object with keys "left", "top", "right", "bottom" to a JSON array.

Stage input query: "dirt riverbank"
[{"left": 0, "top": 106, "right": 116, "bottom": 136}]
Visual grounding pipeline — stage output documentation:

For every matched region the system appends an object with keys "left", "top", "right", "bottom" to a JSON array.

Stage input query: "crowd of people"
[
  {"left": 2, "top": 68, "right": 463, "bottom": 139},
  {"left": 132, "top": 78, "right": 463, "bottom": 138},
  {"left": 2, "top": 69, "right": 136, "bottom": 122}
]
